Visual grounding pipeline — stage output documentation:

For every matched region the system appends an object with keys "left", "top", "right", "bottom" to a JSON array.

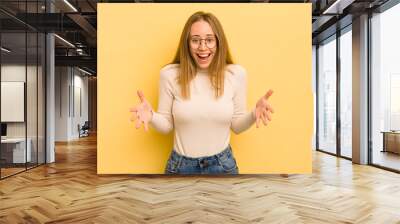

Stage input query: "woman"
[{"left": 129, "top": 11, "right": 274, "bottom": 175}]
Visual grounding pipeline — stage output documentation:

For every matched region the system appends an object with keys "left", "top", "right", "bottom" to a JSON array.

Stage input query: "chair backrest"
[{"left": 82, "top": 121, "right": 90, "bottom": 129}]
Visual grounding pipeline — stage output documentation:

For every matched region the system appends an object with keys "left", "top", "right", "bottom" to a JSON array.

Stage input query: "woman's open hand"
[
  {"left": 255, "top": 89, "right": 274, "bottom": 128},
  {"left": 129, "top": 90, "right": 153, "bottom": 131}
]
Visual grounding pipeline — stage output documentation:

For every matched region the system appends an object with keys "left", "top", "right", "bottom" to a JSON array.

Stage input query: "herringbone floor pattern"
[{"left": 1, "top": 135, "right": 400, "bottom": 223}]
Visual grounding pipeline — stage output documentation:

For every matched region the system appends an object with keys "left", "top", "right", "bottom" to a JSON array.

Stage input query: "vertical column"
[
  {"left": 46, "top": 1, "right": 55, "bottom": 163},
  {"left": 352, "top": 14, "right": 369, "bottom": 164}
]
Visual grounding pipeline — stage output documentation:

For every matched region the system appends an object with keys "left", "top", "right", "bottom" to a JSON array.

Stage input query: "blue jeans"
[{"left": 164, "top": 145, "right": 239, "bottom": 175}]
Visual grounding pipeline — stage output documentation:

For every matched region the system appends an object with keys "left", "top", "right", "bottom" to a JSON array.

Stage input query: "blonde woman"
[{"left": 130, "top": 11, "right": 274, "bottom": 175}]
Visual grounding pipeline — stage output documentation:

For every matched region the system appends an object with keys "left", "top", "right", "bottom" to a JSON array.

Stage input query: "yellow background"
[{"left": 98, "top": 3, "right": 312, "bottom": 174}]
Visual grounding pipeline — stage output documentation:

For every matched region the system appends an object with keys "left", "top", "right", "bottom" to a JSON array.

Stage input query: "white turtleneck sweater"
[{"left": 150, "top": 64, "right": 256, "bottom": 158}]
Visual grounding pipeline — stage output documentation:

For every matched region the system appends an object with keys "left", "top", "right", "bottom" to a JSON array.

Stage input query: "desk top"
[
  {"left": 1, "top": 138, "right": 29, "bottom": 143},
  {"left": 381, "top": 131, "right": 400, "bottom": 134}
]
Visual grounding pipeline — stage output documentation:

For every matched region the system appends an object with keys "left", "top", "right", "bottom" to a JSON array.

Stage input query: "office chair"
[{"left": 79, "top": 121, "right": 90, "bottom": 138}]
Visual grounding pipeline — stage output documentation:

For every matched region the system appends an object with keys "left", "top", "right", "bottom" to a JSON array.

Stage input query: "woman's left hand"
[{"left": 254, "top": 89, "right": 274, "bottom": 128}]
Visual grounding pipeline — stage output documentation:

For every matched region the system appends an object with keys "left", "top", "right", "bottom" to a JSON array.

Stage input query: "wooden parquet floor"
[{"left": 1, "top": 134, "right": 400, "bottom": 224}]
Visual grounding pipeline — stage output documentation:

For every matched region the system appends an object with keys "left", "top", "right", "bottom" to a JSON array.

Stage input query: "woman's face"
[{"left": 189, "top": 20, "right": 217, "bottom": 70}]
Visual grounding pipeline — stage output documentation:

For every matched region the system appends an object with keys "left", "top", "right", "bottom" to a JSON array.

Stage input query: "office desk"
[
  {"left": 1, "top": 138, "right": 32, "bottom": 163},
  {"left": 381, "top": 131, "right": 400, "bottom": 154}
]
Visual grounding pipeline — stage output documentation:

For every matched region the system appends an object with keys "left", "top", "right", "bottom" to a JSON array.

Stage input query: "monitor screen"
[{"left": 1, "top": 123, "right": 7, "bottom": 137}]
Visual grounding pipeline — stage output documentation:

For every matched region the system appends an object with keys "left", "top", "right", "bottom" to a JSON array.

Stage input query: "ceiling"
[
  {"left": 0, "top": 0, "right": 97, "bottom": 74},
  {"left": 0, "top": 0, "right": 395, "bottom": 75}
]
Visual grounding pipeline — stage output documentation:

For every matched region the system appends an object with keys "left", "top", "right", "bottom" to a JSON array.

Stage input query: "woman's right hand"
[{"left": 129, "top": 90, "right": 153, "bottom": 131}]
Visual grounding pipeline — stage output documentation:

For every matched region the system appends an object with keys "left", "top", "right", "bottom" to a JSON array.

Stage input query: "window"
[
  {"left": 371, "top": 2, "right": 400, "bottom": 171},
  {"left": 317, "top": 35, "right": 337, "bottom": 154},
  {"left": 339, "top": 27, "right": 352, "bottom": 158}
]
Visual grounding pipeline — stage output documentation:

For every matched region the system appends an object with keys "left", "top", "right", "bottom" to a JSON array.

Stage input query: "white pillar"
[
  {"left": 46, "top": 1, "right": 55, "bottom": 163},
  {"left": 352, "top": 14, "right": 369, "bottom": 164},
  {"left": 46, "top": 33, "right": 55, "bottom": 163}
]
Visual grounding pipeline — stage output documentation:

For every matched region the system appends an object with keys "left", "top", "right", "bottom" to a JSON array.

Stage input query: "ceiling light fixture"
[
  {"left": 54, "top": 34, "right": 75, "bottom": 48},
  {"left": 78, "top": 67, "right": 93, "bottom": 76},
  {"left": 63, "top": 0, "right": 78, "bottom": 12},
  {"left": 322, "top": 0, "right": 355, "bottom": 15},
  {"left": 1, "top": 47, "right": 11, "bottom": 53}
]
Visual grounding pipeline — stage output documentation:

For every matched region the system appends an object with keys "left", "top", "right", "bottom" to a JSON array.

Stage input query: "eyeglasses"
[{"left": 189, "top": 36, "right": 217, "bottom": 49}]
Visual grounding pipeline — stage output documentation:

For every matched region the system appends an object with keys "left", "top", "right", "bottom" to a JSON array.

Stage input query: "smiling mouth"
[{"left": 196, "top": 53, "right": 212, "bottom": 63}]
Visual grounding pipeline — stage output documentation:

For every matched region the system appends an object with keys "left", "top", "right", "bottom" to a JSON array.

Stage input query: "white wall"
[
  {"left": 72, "top": 73, "right": 89, "bottom": 138},
  {"left": 55, "top": 67, "right": 89, "bottom": 141},
  {"left": 1, "top": 65, "right": 38, "bottom": 138},
  {"left": 55, "top": 67, "right": 70, "bottom": 141},
  {"left": 1, "top": 65, "right": 26, "bottom": 132},
  {"left": 1, "top": 82, "right": 25, "bottom": 122}
]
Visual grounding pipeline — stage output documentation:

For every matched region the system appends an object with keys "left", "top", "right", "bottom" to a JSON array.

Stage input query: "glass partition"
[
  {"left": 0, "top": 1, "right": 46, "bottom": 179},
  {"left": 1, "top": 31, "right": 28, "bottom": 177}
]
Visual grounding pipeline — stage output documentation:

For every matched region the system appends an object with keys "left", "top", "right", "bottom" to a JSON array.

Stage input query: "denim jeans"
[{"left": 164, "top": 144, "right": 239, "bottom": 175}]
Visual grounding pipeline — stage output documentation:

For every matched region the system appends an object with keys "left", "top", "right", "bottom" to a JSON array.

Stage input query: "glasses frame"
[{"left": 189, "top": 36, "right": 218, "bottom": 49}]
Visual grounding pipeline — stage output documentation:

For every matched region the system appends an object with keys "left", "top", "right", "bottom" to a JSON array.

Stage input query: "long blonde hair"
[{"left": 172, "top": 11, "right": 234, "bottom": 99}]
